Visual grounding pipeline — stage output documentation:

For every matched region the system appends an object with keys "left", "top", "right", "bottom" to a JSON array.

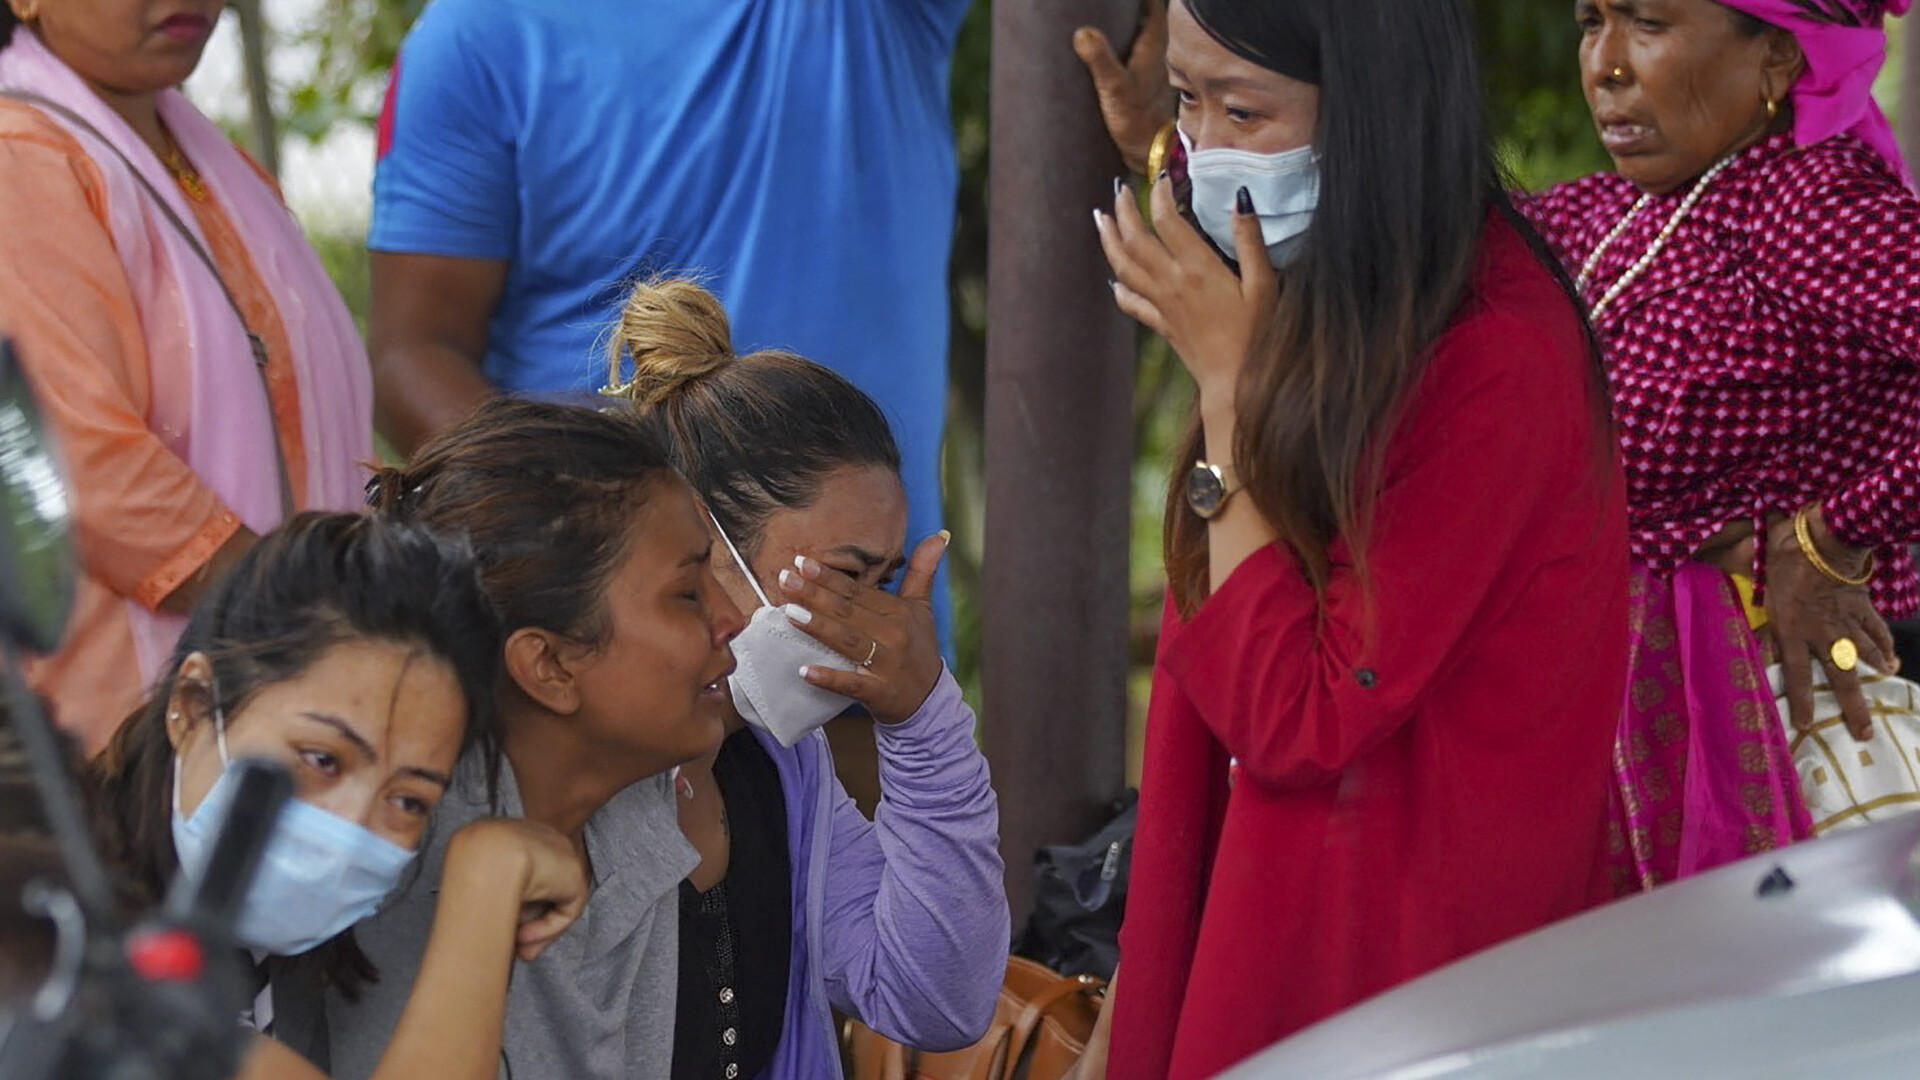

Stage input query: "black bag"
[{"left": 1014, "top": 790, "right": 1136, "bottom": 980}]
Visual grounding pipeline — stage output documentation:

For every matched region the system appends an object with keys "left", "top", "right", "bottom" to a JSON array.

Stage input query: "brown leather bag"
[{"left": 843, "top": 957, "right": 1107, "bottom": 1080}]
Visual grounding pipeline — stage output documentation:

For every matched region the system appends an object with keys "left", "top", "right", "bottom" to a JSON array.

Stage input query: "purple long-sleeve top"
[{"left": 755, "top": 665, "right": 1009, "bottom": 1078}]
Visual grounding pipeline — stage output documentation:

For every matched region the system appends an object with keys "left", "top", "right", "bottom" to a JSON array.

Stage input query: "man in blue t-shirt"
[{"left": 369, "top": 0, "right": 967, "bottom": 637}]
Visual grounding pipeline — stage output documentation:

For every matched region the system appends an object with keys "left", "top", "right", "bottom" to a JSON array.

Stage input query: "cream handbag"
[{"left": 1771, "top": 663, "right": 1920, "bottom": 833}]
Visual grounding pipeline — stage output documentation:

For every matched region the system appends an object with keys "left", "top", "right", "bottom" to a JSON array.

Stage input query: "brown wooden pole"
[{"left": 984, "top": 0, "right": 1140, "bottom": 929}]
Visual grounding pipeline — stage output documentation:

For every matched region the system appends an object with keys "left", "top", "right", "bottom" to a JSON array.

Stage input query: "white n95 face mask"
[
  {"left": 170, "top": 706, "right": 414, "bottom": 956},
  {"left": 1180, "top": 126, "right": 1319, "bottom": 268},
  {"left": 711, "top": 513, "right": 857, "bottom": 747}
]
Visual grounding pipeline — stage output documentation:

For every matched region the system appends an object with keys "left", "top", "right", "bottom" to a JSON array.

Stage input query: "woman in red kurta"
[{"left": 1090, "top": 1, "right": 1630, "bottom": 1075}]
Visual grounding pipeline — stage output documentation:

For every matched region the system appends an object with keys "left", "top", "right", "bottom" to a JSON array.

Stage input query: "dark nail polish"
[
  {"left": 1113, "top": 175, "right": 1127, "bottom": 198},
  {"left": 1236, "top": 186, "right": 1254, "bottom": 215}
]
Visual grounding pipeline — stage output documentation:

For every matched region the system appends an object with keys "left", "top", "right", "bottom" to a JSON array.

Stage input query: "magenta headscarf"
[{"left": 1717, "top": 0, "right": 1913, "bottom": 183}]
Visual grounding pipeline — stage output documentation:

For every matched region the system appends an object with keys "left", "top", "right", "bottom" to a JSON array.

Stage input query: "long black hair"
[
  {"left": 86, "top": 512, "right": 502, "bottom": 993},
  {"left": 1166, "top": 0, "right": 1603, "bottom": 614}
]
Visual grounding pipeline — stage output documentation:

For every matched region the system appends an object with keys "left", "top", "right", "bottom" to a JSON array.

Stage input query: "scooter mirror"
[{"left": 0, "top": 339, "right": 76, "bottom": 656}]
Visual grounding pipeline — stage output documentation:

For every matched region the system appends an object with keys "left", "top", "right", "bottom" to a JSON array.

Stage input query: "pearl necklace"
[{"left": 1575, "top": 155, "right": 1735, "bottom": 323}]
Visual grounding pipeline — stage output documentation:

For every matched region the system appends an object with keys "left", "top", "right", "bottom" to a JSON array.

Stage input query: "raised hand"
[
  {"left": 1072, "top": 0, "right": 1172, "bottom": 174},
  {"left": 1095, "top": 175, "right": 1276, "bottom": 413},
  {"left": 778, "top": 530, "right": 950, "bottom": 724}
]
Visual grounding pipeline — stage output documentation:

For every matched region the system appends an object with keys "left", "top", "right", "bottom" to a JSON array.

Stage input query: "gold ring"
[
  {"left": 861, "top": 641, "right": 879, "bottom": 669},
  {"left": 1830, "top": 637, "right": 1859, "bottom": 672},
  {"left": 1611, "top": 67, "right": 1626, "bottom": 81}
]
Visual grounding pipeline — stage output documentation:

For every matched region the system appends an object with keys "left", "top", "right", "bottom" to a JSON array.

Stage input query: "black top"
[{"left": 673, "top": 729, "right": 792, "bottom": 1080}]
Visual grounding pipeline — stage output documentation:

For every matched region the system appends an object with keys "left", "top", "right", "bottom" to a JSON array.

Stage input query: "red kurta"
[{"left": 1111, "top": 216, "right": 1631, "bottom": 1079}]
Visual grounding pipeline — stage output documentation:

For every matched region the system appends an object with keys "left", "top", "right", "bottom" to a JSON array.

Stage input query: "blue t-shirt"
[{"left": 374, "top": 0, "right": 965, "bottom": 574}]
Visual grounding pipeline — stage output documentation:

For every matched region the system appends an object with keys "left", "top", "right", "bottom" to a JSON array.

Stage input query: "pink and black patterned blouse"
[{"left": 1523, "top": 131, "right": 1920, "bottom": 616}]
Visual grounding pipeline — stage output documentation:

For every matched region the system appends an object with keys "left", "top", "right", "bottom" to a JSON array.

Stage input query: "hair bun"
[{"left": 604, "top": 276, "right": 736, "bottom": 409}]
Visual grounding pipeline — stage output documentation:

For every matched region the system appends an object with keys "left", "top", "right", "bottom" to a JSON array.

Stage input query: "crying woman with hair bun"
[{"left": 602, "top": 274, "right": 1008, "bottom": 1080}]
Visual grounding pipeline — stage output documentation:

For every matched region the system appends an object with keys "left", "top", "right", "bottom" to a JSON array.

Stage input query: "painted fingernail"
[
  {"left": 1113, "top": 176, "right": 1124, "bottom": 198},
  {"left": 1235, "top": 186, "right": 1254, "bottom": 215},
  {"left": 799, "top": 665, "right": 818, "bottom": 682},
  {"left": 778, "top": 568, "right": 801, "bottom": 592},
  {"left": 793, "top": 554, "right": 821, "bottom": 578},
  {"left": 1092, "top": 208, "right": 1107, "bottom": 230},
  {"left": 937, "top": 529, "right": 952, "bottom": 545},
  {"left": 782, "top": 603, "right": 813, "bottom": 625}
]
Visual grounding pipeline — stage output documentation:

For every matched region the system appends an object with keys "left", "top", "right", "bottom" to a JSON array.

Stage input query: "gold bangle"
[
  {"left": 1145, "top": 121, "right": 1176, "bottom": 180},
  {"left": 1793, "top": 504, "right": 1874, "bottom": 587}
]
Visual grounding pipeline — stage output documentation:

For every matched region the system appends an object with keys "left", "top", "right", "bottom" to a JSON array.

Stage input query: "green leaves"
[
  {"left": 1474, "top": 0, "right": 1612, "bottom": 189},
  {"left": 280, "top": 0, "right": 427, "bottom": 143}
]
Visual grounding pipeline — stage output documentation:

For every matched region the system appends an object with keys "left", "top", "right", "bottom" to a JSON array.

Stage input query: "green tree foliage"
[
  {"left": 1476, "top": 0, "right": 1614, "bottom": 187},
  {"left": 278, "top": 0, "right": 423, "bottom": 141}
]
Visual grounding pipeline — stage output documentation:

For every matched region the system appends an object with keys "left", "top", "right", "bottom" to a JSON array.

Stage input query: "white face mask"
[
  {"left": 1180, "top": 126, "right": 1320, "bottom": 268},
  {"left": 170, "top": 698, "right": 415, "bottom": 956},
  {"left": 711, "top": 514, "right": 857, "bottom": 747}
]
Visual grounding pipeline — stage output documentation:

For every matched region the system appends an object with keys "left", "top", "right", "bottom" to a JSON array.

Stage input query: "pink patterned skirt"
[{"left": 1608, "top": 562, "right": 1814, "bottom": 894}]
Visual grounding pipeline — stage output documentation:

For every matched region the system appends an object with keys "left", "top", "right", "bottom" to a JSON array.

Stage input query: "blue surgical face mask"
[
  {"left": 169, "top": 702, "right": 415, "bottom": 956},
  {"left": 1180, "top": 126, "right": 1320, "bottom": 268}
]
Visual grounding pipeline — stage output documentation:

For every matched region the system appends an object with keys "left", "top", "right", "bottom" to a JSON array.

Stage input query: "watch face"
[{"left": 1186, "top": 464, "right": 1225, "bottom": 518}]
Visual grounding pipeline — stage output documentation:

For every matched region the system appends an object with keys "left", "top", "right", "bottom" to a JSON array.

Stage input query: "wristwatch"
[{"left": 1185, "top": 461, "right": 1240, "bottom": 520}]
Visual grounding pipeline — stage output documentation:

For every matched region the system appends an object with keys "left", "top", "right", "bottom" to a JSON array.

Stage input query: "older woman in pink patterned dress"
[{"left": 1523, "top": 0, "right": 1919, "bottom": 892}]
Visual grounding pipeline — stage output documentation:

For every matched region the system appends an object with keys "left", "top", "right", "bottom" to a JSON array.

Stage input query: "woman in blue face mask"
[
  {"left": 599, "top": 276, "right": 1009, "bottom": 1080},
  {"left": 83, "top": 512, "right": 591, "bottom": 1080},
  {"left": 1083, "top": 1, "right": 1633, "bottom": 1076}
]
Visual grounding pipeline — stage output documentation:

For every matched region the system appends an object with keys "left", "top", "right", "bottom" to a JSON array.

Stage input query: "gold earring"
[{"left": 1765, "top": 96, "right": 1779, "bottom": 122}]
